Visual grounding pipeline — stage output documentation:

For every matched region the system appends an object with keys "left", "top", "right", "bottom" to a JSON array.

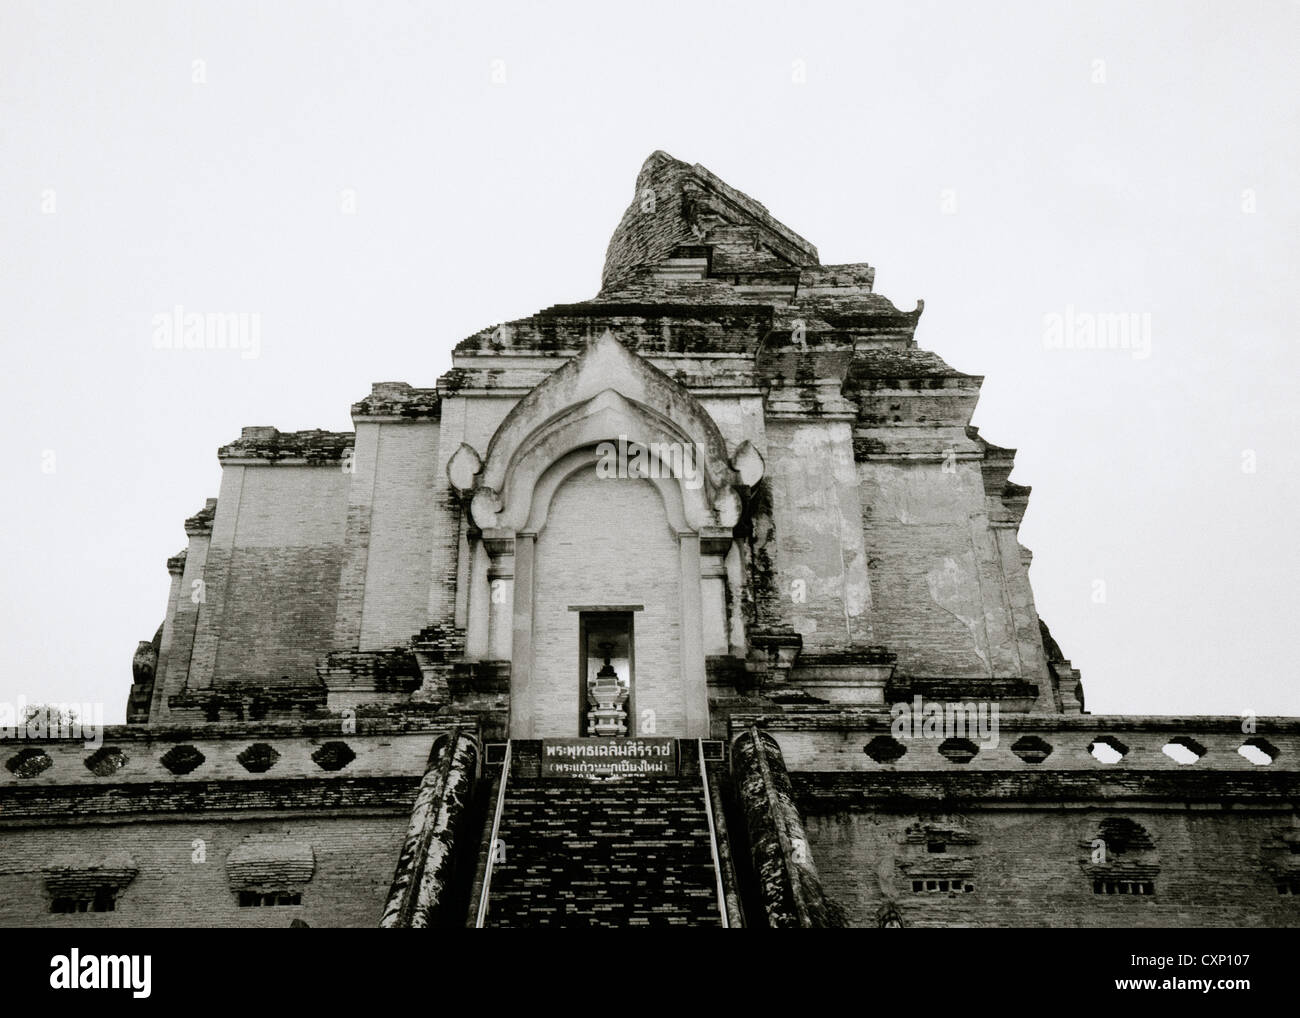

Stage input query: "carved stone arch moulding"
[
  {"left": 522, "top": 444, "right": 691, "bottom": 538},
  {"left": 445, "top": 330, "right": 761, "bottom": 738},
  {"left": 446, "top": 329, "right": 764, "bottom": 536}
]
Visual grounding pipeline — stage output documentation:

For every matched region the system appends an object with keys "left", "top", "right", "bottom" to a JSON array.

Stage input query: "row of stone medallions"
[
  {"left": 3, "top": 740, "right": 359, "bottom": 779},
  {"left": 861, "top": 733, "right": 1280, "bottom": 766}
]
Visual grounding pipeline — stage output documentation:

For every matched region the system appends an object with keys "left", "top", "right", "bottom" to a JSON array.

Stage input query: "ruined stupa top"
[
  {"left": 451, "top": 149, "right": 926, "bottom": 358},
  {"left": 600, "top": 151, "right": 821, "bottom": 290}
]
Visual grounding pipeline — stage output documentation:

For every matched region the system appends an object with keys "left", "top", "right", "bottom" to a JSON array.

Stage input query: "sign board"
[{"left": 540, "top": 738, "right": 677, "bottom": 779}]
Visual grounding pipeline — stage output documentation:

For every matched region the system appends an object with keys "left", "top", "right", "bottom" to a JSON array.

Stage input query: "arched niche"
[
  {"left": 523, "top": 445, "right": 690, "bottom": 536},
  {"left": 472, "top": 440, "right": 708, "bottom": 739},
  {"left": 451, "top": 330, "right": 763, "bottom": 739},
  {"left": 475, "top": 330, "right": 736, "bottom": 495},
  {"left": 475, "top": 389, "right": 728, "bottom": 533}
]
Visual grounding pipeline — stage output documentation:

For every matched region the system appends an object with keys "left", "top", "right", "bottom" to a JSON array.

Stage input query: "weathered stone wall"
[
  {"left": 460, "top": 390, "right": 521, "bottom": 454},
  {"left": 532, "top": 472, "right": 683, "bottom": 737},
  {"left": 731, "top": 727, "right": 845, "bottom": 927},
  {"left": 484, "top": 775, "right": 722, "bottom": 927},
  {"left": 0, "top": 726, "right": 439, "bottom": 788},
  {"left": 358, "top": 421, "right": 442, "bottom": 649},
  {"left": 148, "top": 547, "right": 189, "bottom": 721},
  {"left": 735, "top": 713, "right": 1300, "bottom": 926},
  {"left": 0, "top": 816, "right": 406, "bottom": 928},
  {"left": 739, "top": 711, "right": 1300, "bottom": 773},
  {"left": 380, "top": 731, "right": 480, "bottom": 928},
  {"left": 765, "top": 419, "right": 871, "bottom": 650},
  {"left": 154, "top": 506, "right": 214, "bottom": 718},
  {"left": 695, "top": 394, "right": 766, "bottom": 455},
  {"left": 600, "top": 150, "right": 818, "bottom": 292},
  {"left": 0, "top": 725, "right": 450, "bottom": 927},
  {"left": 806, "top": 807, "right": 1300, "bottom": 928},
  {"left": 202, "top": 465, "right": 349, "bottom": 687},
  {"left": 420, "top": 395, "right": 470, "bottom": 665},
  {"left": 858, "top": 458, "right": 1027, "bottom": 678},
  {"left": 333, "top": 421, "right": 381, "bottom": 651}
]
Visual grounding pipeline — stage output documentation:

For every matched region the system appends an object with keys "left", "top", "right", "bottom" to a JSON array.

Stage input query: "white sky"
[{"left": 2, "top": 0, "right": 1297, "bottom": 723}]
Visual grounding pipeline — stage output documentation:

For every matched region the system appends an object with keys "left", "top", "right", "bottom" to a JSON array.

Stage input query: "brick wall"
[
  {"left": 806, "top": 807, "right": 1300, "bottom": 928},
  {"left": 0, "top": 815, "right": 407, "bottom": 928},
  {"left": 732, "top": 712, "right": 1300, "bottom": 927},
  {"left": 156, "top": 525, "right": 212, "bottom": 714},
  {"left": 0, "top": 727, "right": 449, "bottom": 927},
  {"left": 738, "top": 712, "right": 1300, "bottom": 773},
  {"left": 532, "top": 471, "right": 683, "bottom": 737},
  {"left": 858, "top": 459, "right": 1018, "bottom": 677},
  {"left": 358, "top": 421, "right": 441, "bottom": 649},
  {"left": 187, "top": 465, "right": 349, "bottom": 689},
  {"left": 423, "top": 397, "right": 468, "bottom": 653},
  {"left": 0, "top": 728, "right": 440, "bottom": 788},
  {"left": 485, "top": 776, "right": 721, "bottom": 927},
  {"left": 332, "top": 422, "right": 380, "bottom": 651},
  {"left": 766, "top": 419, "right": 872, "bottom": 650}
]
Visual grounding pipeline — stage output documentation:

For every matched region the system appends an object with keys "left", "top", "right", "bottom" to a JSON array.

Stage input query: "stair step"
[{"left": 484, "top": 776, "right": 722, "bottom": 928}]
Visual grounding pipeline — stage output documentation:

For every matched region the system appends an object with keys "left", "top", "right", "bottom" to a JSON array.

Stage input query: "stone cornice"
[
  {"left": 217, "top": 427, "right": 354, "bottom": 464},
  {"left": 351, "top": 381, "right": 442, "bottom": 421},
  {"left": 183, "top": 498, "right": 217, "bottom": 535}
]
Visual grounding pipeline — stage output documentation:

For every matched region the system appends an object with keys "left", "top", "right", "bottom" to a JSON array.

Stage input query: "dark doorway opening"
[{"left": 578, "top": 611, "right": 634, "bottom": 736}]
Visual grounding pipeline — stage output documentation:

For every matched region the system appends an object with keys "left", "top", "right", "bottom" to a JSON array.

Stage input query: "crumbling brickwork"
[
  {"left": 3, "top": 150, "right": 1292, "bottom": 929},
  {"left": 805, "top": 809, "right": 1300, "bottom": 929},
  {"left": 484, "top": 776, "right": 721, "bottom": 927},
  {"left": 0, "top": 816, "right": 407, "bottom": 928}
]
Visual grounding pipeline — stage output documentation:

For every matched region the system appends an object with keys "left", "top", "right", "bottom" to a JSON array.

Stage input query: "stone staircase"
[{"left": 481, "top": 775, "right": 724, "bottom": 927}]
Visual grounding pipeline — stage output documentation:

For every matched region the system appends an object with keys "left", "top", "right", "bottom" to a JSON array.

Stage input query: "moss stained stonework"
[{"left": 0, "top": 152, "right": 1296, "bottom": 928}]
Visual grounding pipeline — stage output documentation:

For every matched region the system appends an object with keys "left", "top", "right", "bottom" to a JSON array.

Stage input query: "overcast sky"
[{"left": 2, "top": 0, "right": 1296, "bottom": 723}]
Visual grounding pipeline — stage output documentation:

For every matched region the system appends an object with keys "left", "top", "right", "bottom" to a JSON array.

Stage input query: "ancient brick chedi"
[{"left": 3, "top": 152, "right": 1297, "bottom": 928}]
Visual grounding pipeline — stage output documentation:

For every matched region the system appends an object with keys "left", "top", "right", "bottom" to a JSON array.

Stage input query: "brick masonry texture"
[
  {"left": 0, "top": 777, "right": 420, "bottom": 822},
  {"left": 0, "top": 728, "right": 441, "bottom": 788},
  {"left": 765, "top": 419, "right": 872, "bottom": 651},
  {"left": 358, "top": 421, "right": 441, "bottom": 649},
  {"left": 533, "top": 472, "right": 683, "bottom": 738},
  {"left": 485, "top": 777, "right": 721, "bottom": 928},
  {"left": 805, "top": 809, "right": 1300, "bottom": 929},
  {"left": 13, "top": 150, "right": 1293, "bottom": 928},
  {"left": 179, "top": 463, "right": 349, "bottom": 702},
  {"left": 147, "top": 148, "right": 1055, "bottom": 714},
  {"left": 0, "top": 816, "right": 407, "bottom": 928}
]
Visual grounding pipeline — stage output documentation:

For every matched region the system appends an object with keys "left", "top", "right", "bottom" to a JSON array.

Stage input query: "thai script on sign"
[{"left": 541, "top": 738, "right": 677, "bottom": 778}]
